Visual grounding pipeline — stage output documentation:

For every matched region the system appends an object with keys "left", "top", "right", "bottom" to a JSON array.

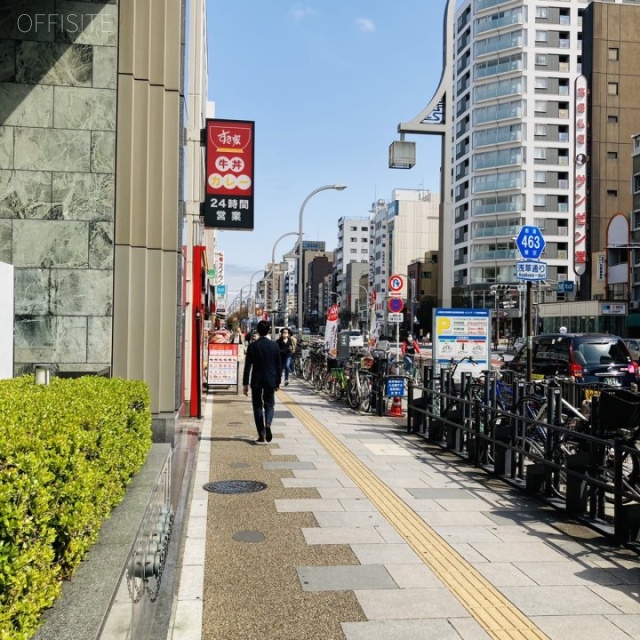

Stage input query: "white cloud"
[
  {"left": 356, "top": 17, "right": 375, "bottom": 33},
  {"left": 290, "top": 6, "right": 319, "bottom": 21}
]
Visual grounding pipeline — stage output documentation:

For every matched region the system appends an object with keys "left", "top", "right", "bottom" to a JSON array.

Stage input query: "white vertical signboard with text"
[{"left": 0, "top": 262, "right": 14, "bottom": 379}]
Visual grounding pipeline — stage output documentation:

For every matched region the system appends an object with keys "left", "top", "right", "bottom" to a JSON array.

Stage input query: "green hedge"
[{"left": 0, "top": 376, "right": 152, "bottom": 640}]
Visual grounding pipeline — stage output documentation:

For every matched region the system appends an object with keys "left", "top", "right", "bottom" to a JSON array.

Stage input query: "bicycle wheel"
[
  {"left": 360, "top": 376, "right": 373, "bottom": 413},
  {"left": 347, "top": 376, "right": 361, "bottom": 410},
  {"left": 302, "top": 359, "right": 313, "bottom": 382}
]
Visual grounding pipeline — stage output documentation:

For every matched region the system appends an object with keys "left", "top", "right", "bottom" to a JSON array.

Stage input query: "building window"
[
  {"left": 608, "top": 47, "right": 619, "bottom": 61},
  {"left": 534, "top": 147, "right": 547, "bottom": 160},
  {"left": 536, "top": 7, "right": 548, "bottom": 19},
  {"left": 607, "top": 151, "right": 618, "bottom": 160},
  {"left": 535, "top": 30, "right": 548, "bottom": 43},
  {"left": 634, "top": 174, "right": 640, "bottom": 193},
  {"left": 607, "top": 189, "right": 618, "bottom": 197},
  {"left": 534, "top": 123, "right": 547, "bottom": 136},
  {"left": 535, "top": 77, "right": 548, "bottom": 89},
  {"left": 534, "top": 100, "right": 546, "bottom": 113},
  {"left": 608, "top": 82, "right": 619, "bottom": 95},
  {"left": 534, "top": 218, "right": 546, "bottom": 229},
  {"left": 534, "top": 194, "right": 547, "bottom": 207},
  {"left": 535, "top": 54, "right": 547, "bottom": 66},
  {"left": 608, "top": 115, "right": 619, "bottom": 123},
  {"left": 534, "top": 171, "right": 546, "bottom": 183}
]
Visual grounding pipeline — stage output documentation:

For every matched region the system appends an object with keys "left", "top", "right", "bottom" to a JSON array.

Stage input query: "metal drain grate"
[{"left": 203, "top": 480, "right": 267, "bottom": 494}]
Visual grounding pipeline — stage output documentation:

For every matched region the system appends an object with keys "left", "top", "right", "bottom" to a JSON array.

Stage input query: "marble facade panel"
[
  {"left": 88, "top": 221, "right": 114, "bottom": 269},
  {"left": 16, "top": 41, "right": 92, "bottom": 86},
  {"left": 0, "top": 83, "right": 53, "bottom": 128},
  {"left": 92, "top": 45, "right": 116, "bottom": 89},
  {"left": 14, "top": 315, "right": 87, "bottom": 364},
  {"left": 52, "top": 172, "right": 114, "bottom": 221},
  {"left": 0, "top": 170, "right": 53, "bottom": 219},
  {"left": 13, "top": 268, "right": 52, "bottom": 316},
  {"left": 0, "top": 2, "right": 57, "bottom": 43},
  {"left": 0, "top": 220, "right": 10, "bottom": 263},
  {"left": 14, "top": 127, "right": 91, "bottom": 172},
  {"left": 54, "top": 86, "right": 116, "bottom": 131},
  {"left": 53, "top": 268, "right": 113, "bottom": 316},
  {"left": 0, "top": 41, "right": 15, "bottom": 83},
  {"left": 55, "top": 3, "right": 118, "bottom": 47},
  {"left": 0, "top": 126, "right": 14, "bottom": 169},
  {"left": 91, "top": 131, "right": 115, "bottom": 174},
  {"left": 87, "top": 315, "right": 112, "bottom": 363},
  {"left": 12, "top": 219, "right": 89, "bottom": 268}
]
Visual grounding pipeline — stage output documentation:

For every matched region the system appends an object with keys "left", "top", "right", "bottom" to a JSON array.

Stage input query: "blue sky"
[{"left": 206, "top": 0, "right": 449, "bottom": 299}]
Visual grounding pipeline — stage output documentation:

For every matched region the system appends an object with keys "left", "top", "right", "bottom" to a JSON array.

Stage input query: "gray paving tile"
[
  {"left": 589, "top": 584, "right": 640, "bottom": 614},
  {"left": 383, "top": 564, "right": 443, "bottom": 589},
  {"left": 606, "top": 614, "right": 640, "bottom": 638},
  {"left": 342, "top": 619, "right": 467, "bottom": 640},
  {"left": 420, "top": 511, "right": 496, "bottom": 527},
  {"left": 515, "top": 561, "right": 622, "bottom": 586},
  {"left": 262, "top": 461, "right": 316, "bottom": 470},
  {"left": 470, "top": 541, "right": 569, "bottom": 563},
  {"left": 431, "top": 525, "right": 500, "bottom": 544},
  {"left": 314, "top": 512, "right": 388, "bottom": 527},
  {"left": 297, "top": 564, "right": 396, "bottom": 592},
  {"left": 355, "top": 588, "right": 469, "bottom": 619},
  {"left": 472, "top": 562, "right": 537, "bottom": 587},
  {"left": 274, "top": 499, "right": 344, "bottom": 513},
  {"left": 302, "top": 526, "right": 386, "bottom": 545},
  {"left": 317, "top": 487, "right": 367, "bottom": 499},
  {"left": 339, "top": 498, "right": 378, "bottom": 512},
  {"left": 448, "top": 617, "right": 492, "bottom": 640},
  {"left": 351, "top": 543, "right": 423, "bottom": 565},
  {"left": 281, "top": 477, "right": 344, "bottom": 488},
  {"left": 532, "top": 615, "right": 635, "bottom": 640},
  {"left": 407, "top": 487, "right": 474, "bottom": 499},
  {"left": 500, "top": 585, "right": 620, "bottom": 616}
]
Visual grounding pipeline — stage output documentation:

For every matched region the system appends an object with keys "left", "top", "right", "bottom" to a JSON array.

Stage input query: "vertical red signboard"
[
  {"left": 574, "top": 76, "right": 588, "bottom": 276},
  {"left": 204, "top": 119, "right": 255, "bottom": 230}
]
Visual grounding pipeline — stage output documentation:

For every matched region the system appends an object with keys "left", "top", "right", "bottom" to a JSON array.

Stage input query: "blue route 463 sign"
[{"left": 516, "top": 226, "right": 546, "bottom": 260}]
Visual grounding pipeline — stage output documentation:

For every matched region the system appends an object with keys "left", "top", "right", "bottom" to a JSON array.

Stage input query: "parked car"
[
  {"left": 623, "top": 338, "right": 640, "bottom": 362},
  {"left": 506, "top": 333, "right": 639, "bottom": 386}
]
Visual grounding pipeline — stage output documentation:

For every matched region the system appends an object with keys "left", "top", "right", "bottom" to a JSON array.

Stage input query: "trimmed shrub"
[{"left": 0, "top": 376, "right": 152, "bottom": 640}]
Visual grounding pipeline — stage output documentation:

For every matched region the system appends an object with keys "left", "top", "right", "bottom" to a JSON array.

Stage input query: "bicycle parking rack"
[{"left": 407, "top": 366, "right": 640, "bottom": 549}]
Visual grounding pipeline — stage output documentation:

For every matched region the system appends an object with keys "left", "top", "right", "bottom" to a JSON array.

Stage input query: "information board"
[
  {"left": 432, "top": 308, "right": 490, "bottom": 380},
  {"left": 206, "top": 343, "right": 239, "bottom": 388}
]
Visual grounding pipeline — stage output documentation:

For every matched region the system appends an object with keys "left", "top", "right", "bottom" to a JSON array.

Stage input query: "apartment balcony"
[
  {"left": 473, "top": 225, "right": 520, "bottom": 239},
  {"left": 472, "top": 249, "right": 517, "bottom": 261}
]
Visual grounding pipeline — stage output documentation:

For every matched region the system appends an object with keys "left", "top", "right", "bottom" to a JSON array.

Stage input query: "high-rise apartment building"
[
  {"left": 370, "top": 189, "right": 440, "bottom": 319},
  {"left": 335, "top": 216, "right": 370, "bottom": 298},
  {"left": 452, "top": 0, "right": 592, "bottom": 298}
]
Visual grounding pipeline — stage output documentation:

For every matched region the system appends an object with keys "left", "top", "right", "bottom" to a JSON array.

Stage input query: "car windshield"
[
  {"left": 533, "top": 338, "right": 570, "bottom": 363},
  {"left": 574, "top": 339, "right": 630, "bottom": 366}
]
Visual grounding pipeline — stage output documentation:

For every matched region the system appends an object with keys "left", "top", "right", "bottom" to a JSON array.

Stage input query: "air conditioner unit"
[{"left": 630, "top": 301, "right": 640, "bottom": 311}]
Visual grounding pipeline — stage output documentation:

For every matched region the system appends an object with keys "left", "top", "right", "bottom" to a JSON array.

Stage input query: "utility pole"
[{"left": 526, "top": 281, "right": 533, "bottom": 380}]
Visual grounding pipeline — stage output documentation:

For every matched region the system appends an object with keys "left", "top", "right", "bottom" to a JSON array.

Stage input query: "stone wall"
[{"left": 0, "top": 1, "right": 118, "bottom": 374}]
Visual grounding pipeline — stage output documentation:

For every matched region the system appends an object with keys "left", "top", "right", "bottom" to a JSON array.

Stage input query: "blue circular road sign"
[
  {"left": 516, "top": 226, "right": 546, "bottom": 260},
  {"left": 388, "top": 297, "right": 404, "bottom": 313}
]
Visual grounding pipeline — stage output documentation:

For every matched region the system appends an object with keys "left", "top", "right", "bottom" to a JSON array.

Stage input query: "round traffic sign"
[
  {"left": 388, "top": 297, "right": 404, "bottom": 313},
  {"left": 388, "top": 274, "right": 404, "bottom": 292}
]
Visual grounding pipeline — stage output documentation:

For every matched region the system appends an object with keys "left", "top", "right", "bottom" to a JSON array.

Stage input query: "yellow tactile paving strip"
[{"left": 280, "top": 391, "right": 549, "bottom": 640}]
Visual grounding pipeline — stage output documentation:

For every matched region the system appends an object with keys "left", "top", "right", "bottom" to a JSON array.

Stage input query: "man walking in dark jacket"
[{"left": 242, "top": 320, "right": 283, "bottom": 444}]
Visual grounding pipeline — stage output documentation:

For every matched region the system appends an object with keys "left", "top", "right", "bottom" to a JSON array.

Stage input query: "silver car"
[{"left": 624, "top": 338, "right": 640, "bottom": 362}]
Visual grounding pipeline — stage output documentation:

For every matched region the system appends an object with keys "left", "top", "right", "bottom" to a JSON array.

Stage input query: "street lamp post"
[
  {"left": 270, "top": 232, "right": 298, "bottom": 338},
  {"left": 297, "top": 184, "right": 347, "bottom": 334},
  {"left": 246, "top": 269, "right": 265, "bottom": 331}
]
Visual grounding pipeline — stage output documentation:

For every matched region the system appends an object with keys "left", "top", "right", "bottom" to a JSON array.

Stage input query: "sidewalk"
[{"left": 168, "top": 379, "right": 640, "bottom": 640}]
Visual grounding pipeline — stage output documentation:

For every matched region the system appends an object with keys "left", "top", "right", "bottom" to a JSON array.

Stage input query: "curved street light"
[
  {"left": 270, "top": 231, "right": 298, "bottom": 338},
  {"left": 244, "top": 269, "right": 265, "bottom": 330},
  {"left": 297, "top": 184, "right": 347, "bottom": 331}
]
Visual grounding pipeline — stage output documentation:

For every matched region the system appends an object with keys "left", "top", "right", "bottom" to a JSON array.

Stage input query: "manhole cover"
[
  {"left": 233, "top": 530, "right": 266, "bottom": 543},
  {"left": 203, "top": 480, "right": 267, "bottom": 494}
]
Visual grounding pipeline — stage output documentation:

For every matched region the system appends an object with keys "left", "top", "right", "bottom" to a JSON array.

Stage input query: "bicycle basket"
[
  {"left": 598, "top": 389, "right": 640, "bottom": 434},
  {"left": 360, "top": 357, "right": 374, "bottom": 370}
]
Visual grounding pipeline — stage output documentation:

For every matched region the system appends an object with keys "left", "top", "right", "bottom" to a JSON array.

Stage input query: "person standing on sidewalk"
[
  {"left": 242, "top": 320, "right": 282, "bottom": 444},
  {"left": 275, "top": 327, "right": 296, "bottom": 386}
]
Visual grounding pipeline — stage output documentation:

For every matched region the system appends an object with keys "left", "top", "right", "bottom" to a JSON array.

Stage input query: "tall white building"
[
  {"left": 451, "top": 0, "right": 593, "bottom": 296},
  {"left": 370, "top": 189, "right": 440, "bottom": 317},
  {"left": 335, "top": 216, "right": 370, "bottom": 298}
]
